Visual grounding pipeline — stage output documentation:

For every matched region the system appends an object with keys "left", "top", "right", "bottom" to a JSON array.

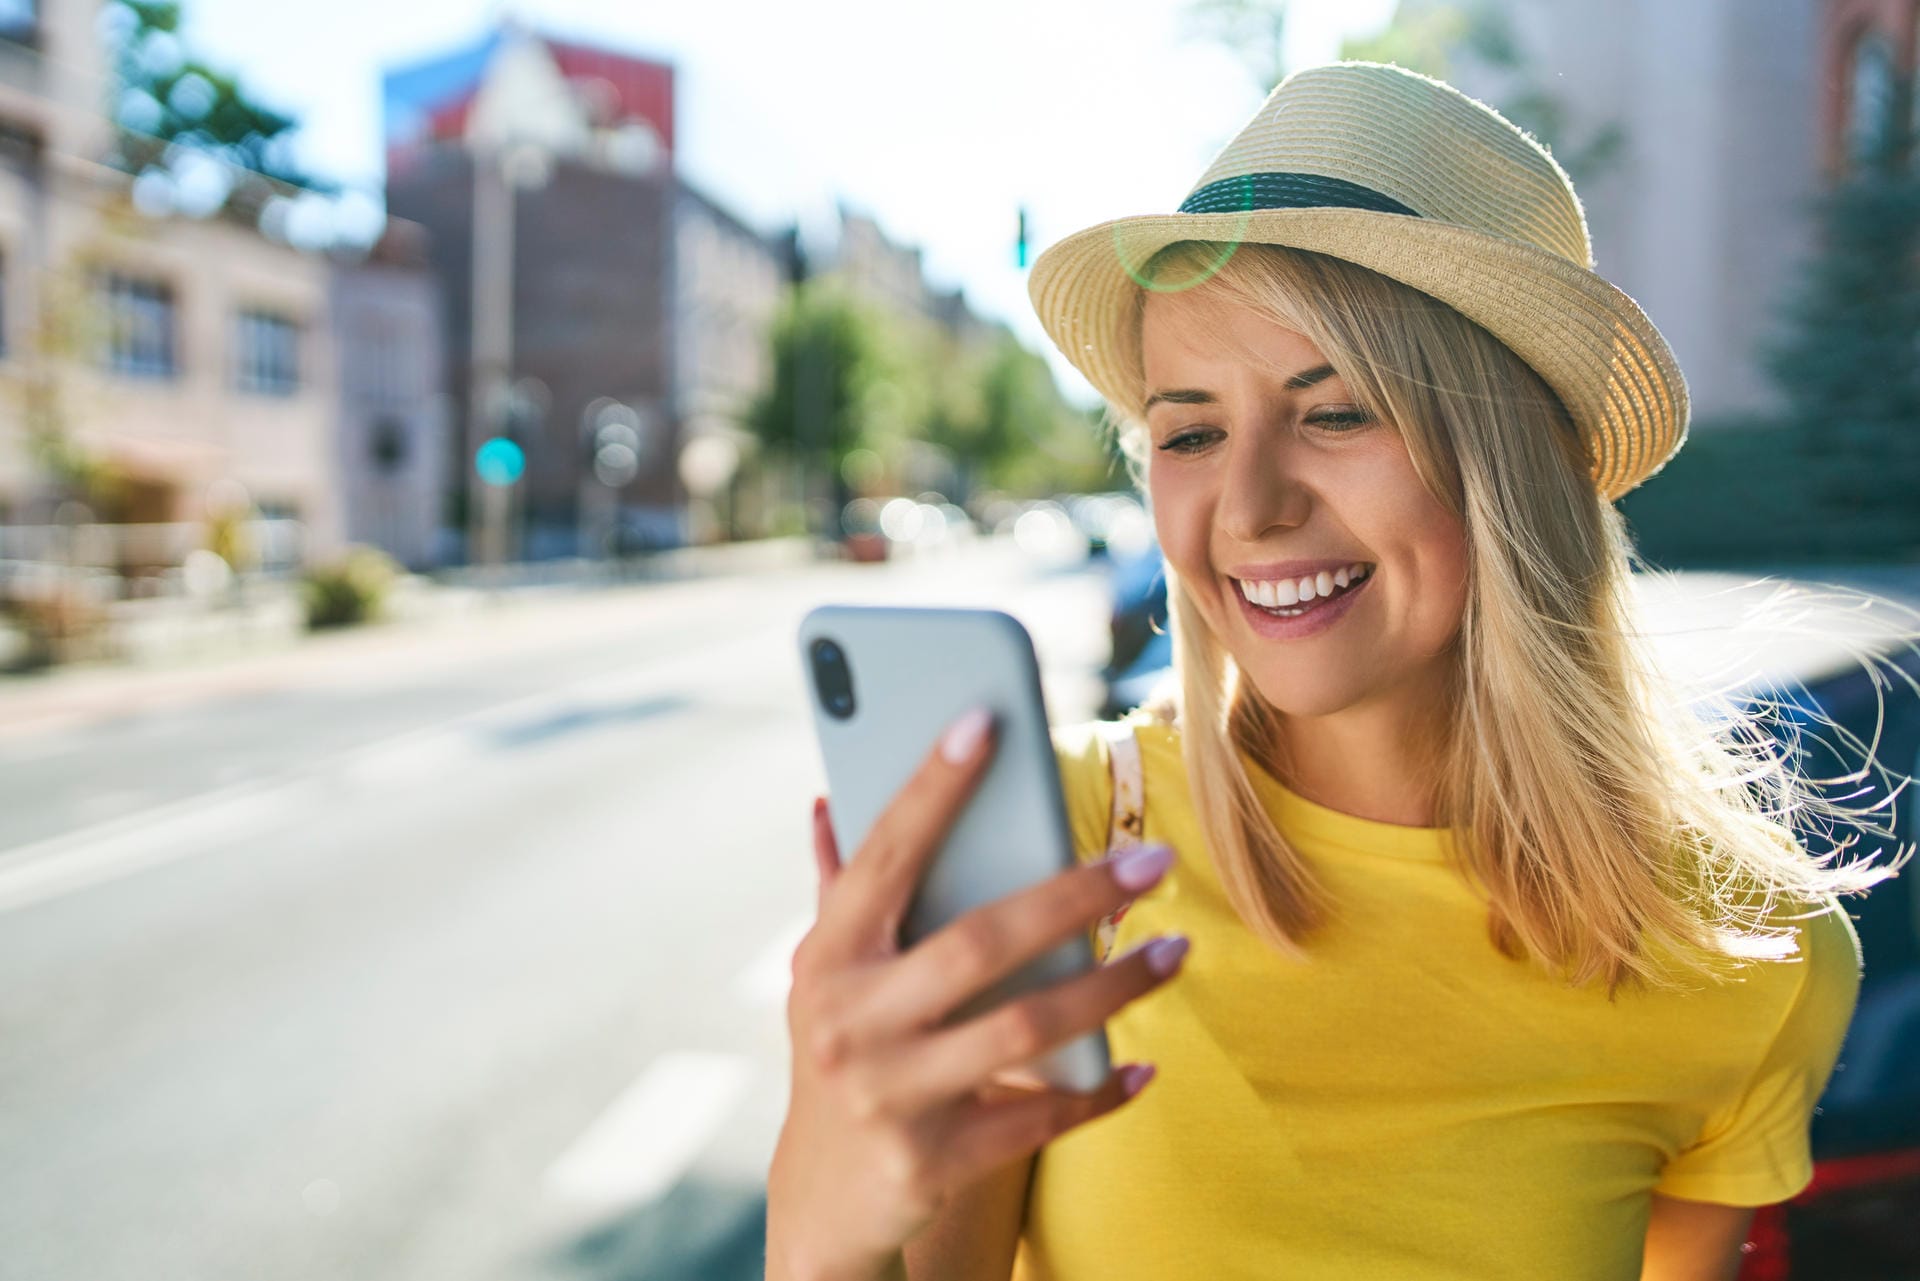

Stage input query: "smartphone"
[{"left": 797, "top": 604, "right": 1112, "bottom": 1093}]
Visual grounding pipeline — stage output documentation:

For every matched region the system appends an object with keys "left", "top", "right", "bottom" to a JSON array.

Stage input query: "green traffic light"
[{"left": 476, "top": 437, "right": 525, "bottom": 486}]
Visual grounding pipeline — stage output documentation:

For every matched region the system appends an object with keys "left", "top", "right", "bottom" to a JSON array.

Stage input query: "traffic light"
[
  {"left": 475, "top": 437, "right": 525, "bottom": 487},
  {"left": 1016, "top": 205, "right": 1029, "bottom": 268}
]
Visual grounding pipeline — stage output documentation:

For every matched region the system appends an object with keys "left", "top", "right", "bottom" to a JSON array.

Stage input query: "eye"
[
  {"left": 1156, "top": 427, "right": 1222, "bottom": 454},
  {"left": 1306, "top": 408, "right": 1375, "bottom": 432}
]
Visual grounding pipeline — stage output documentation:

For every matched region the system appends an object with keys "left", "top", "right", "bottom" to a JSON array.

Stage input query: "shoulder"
[
  {"left": 1051, "top": 710, "right": 1185, "bottom": 863},
  {"left": 1651, "top": 893, "right": 1864, "bottom": 1204},
  {"left": 1773, "top": 894, "right": 1863, "bottom": 1047}
]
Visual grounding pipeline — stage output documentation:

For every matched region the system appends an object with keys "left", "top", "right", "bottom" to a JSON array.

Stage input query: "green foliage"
[
  {"left": 744, "top": 280, "right": 892, "bottom": 474},
  {"left": 744, "top": 279, "right": 1116, "bottom": 514},
  {"left": 103, "top": 0, "right": 318, "bottom": 202},
  {"left": 929, "top": 331, "right": 1073, "bottom": 488},
  {"left": 1617, "top": 416, "right": 1831, "bottom": 568},
  {"left": 205, "top": 505, "right": 256, "bottom": 571},
  {"left": 1756, "top": 122, "right": 1920, "bottom": 557},
  {"left": 300, "top": 546, "right": 401, "bottom": 630},
  {"left": 1337, "top": 1, "right": 1626, "bottom": 186},
  {"left": 1338, "top": 2, "right": 1468, "bottom": 78}
]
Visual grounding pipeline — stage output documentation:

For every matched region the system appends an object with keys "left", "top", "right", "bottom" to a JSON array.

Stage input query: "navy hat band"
[{"left": 1177, "top": 172, "right": 1420, "bottom": 218}]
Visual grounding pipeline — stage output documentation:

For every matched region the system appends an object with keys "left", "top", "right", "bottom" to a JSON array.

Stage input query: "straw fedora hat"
[{"left": 1027, "top": 60, "right": 1688, "bottom": 502}]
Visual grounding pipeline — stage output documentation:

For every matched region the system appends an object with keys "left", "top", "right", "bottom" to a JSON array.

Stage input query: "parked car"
[
  {"left": 1100, "top": 540, "right": 1169, "bottom": 719},
  {"left": 1099, "top": 558, "right": 1920, "bottom": 1279}
]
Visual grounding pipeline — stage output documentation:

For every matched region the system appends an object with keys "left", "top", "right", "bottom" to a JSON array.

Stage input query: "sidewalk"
[{"left": 0, "top": 537, "right": 819, "bottom": 741}]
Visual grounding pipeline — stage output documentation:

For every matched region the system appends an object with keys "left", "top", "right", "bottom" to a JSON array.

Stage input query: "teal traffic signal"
[{"left": 476, "top": 437, "right": 525, "bottom": 487}]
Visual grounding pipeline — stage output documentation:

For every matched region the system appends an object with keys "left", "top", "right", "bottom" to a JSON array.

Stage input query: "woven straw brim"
[{"left": 1028, "top": 207, "right": 1690, "bottom": 502}]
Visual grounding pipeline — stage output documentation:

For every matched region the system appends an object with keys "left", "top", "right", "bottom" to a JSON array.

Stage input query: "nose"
[{"left": 1217, "top": 435, "right": 1309, "bottom": 544}]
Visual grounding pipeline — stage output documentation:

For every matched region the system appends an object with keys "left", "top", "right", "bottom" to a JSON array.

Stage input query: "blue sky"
[{"left": 180, "top": 0, "right": 1398, "bottom": 406}]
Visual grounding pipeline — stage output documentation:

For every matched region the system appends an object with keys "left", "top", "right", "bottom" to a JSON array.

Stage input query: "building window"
[
  {"left": 235, "top": 308, "right": 300, "bottom": 395},
  {"left": 98, "top": 271, "right": 177, "bottom": 378}
]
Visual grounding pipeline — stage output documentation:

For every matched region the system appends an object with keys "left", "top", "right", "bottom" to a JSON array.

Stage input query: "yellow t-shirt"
[{"left": 1011, "top": 715, "right": 1863, "bottom": 1281}]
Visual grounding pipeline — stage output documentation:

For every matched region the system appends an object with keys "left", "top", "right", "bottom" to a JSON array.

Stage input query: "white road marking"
[
  {"left": 331, "top": 724, "right": 480, "bottom": 790},
  {"left": 0, "top": 636, "right": 773, "bottom": 917},
  {"left": 0, "top": 777, "right": 319, "bottom": 914},
  {"left": 543, "top": 1050, "right": 755, "bottom": 1215},
  {"left": 732, "top": 913, "right": 814, "bottom": 1008}
]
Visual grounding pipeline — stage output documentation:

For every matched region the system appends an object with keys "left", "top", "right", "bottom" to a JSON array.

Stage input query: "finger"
[
  {"left": 852, "top": 843, "right": 1173, "bottom": 1041},
  {"left": 812, "top": 794, "right": 842, "bottom": 916},
  {"left": 933, "top": 1063, "right": 1151, "bottom": 1191},
  {"left": 870, "top": 930, "right": 1187, "bottom": 1117},
  {"left": 813, "top": 705, "right": 997, "bottom": 961}
]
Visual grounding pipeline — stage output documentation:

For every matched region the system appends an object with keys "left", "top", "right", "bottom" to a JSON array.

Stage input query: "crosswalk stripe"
[{"left": 543, "top": 1050, "right": 755, "bottom": 1215}]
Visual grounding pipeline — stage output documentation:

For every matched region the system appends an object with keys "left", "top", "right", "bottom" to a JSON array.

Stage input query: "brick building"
[{"left": 385, "top": 21, "right": 794, "bottom": 560}]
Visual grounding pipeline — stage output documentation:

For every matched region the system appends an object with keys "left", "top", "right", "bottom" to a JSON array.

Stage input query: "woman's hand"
[{"left": 765, "top": 707, "right": 1188, "bottom": 1281}]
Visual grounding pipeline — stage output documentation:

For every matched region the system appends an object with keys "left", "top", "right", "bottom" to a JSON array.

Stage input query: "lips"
[{"left": 1228, "top": 567, "right": 1374, "bottom": 638}]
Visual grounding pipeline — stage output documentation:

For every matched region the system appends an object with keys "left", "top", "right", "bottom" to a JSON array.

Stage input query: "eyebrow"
[{"left": 1143, "top": 363, "right": 1337, "bottom": 413}]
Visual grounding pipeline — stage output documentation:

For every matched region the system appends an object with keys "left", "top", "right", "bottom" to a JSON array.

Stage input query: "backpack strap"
[{"left": 1092, "top": 719, "right": 1146, "bottom": 963}]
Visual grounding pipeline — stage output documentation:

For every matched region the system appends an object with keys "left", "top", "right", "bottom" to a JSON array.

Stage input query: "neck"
[{"left": 1259, "top": 683, "right": 1448, "bottom": 830}]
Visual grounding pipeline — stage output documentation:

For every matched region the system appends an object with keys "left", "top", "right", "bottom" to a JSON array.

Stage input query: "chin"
[{"left": 1231, "top": 660, "right": 1366, "bottom": 720}]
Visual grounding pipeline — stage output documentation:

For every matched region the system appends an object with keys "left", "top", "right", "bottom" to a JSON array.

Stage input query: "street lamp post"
[{"left": 465, "top": 140, "right": 551, "bottom": 572}]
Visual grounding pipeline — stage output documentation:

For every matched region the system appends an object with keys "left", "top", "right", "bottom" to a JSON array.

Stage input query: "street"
[{"left": 0, "top": 538, "right": 1114, "bottom": 1281}]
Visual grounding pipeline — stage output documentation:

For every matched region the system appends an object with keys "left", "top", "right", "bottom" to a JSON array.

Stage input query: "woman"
[{"left": 765, "top": 61, "right": 1914, "bottom": 1280}]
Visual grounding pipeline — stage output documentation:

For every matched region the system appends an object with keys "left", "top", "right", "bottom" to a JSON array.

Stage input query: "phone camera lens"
[{"left": 810, "top": 637, "right": 856, "bottom": 720}]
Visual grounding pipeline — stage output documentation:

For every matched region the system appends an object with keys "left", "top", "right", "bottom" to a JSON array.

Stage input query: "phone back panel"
[{"left": 798, "top": 604, "right": 1109, "bottom": 1090}]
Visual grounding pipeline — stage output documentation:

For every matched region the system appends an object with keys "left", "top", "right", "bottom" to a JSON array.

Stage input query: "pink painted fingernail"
[
  {"left": 939, "top": 707, "right": 993, "bottom": 763},
  {"left": 1119, "top": 1063, "right": 1156, "bottom": 1098},
  {"left": 1144, "top": 935, "right": 1190, "bottom": 977},
  {"left": 1109, "top": 843, "right": 1173, "bottom": 892}
]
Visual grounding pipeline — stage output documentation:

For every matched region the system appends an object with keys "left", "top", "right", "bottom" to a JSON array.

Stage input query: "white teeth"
[{"left": 1238, "top": 563, "right": 1371, "bottom": 611}]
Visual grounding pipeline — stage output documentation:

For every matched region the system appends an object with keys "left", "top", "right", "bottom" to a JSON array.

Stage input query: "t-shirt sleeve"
[
  {"left": 1050, "top": 720, "right": 1114, "bottom": 867},
  {"left": 1652, "top": 896, "right": 1864, "bottom": 1206}
]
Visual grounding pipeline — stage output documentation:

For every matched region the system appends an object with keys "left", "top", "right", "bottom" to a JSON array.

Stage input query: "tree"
[
  {"left": 1339, "top": 1, "right": 1625, "bottom": 186},
  {"left": 744, "top": 281, "right": 894, "bottom": 530},
  {"left": 1757, "top": 102, "right": 1920, "bottom": 556},
  {"left": 100, "top": 1, "right": 322, "bottom": 217}
]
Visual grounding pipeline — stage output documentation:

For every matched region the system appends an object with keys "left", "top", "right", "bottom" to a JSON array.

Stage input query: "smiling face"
[{"left": 1141, "top": 290, "right": 1471, "bottom": 726}]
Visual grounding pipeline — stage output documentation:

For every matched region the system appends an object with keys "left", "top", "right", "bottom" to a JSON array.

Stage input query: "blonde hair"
[{"left": 1107, "top": 240, "right": 1917, "bottom": 997}]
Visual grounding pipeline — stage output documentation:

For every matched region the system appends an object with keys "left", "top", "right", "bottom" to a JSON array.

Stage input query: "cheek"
[
  {"left": 1146, "top": 463, "right": 1212, "bottom": 577},
  {"left": 1407, "top": 517, "right": 1471, "bottom": 642}
]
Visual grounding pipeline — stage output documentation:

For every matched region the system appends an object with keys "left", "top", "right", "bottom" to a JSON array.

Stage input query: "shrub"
[{"left": 300, "top": 545, "right": 401, "bottom": 630}]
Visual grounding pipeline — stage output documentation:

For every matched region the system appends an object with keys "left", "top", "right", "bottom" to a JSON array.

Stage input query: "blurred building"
[
  {"left": 1402, "top": 0, "right": 1870, "bottom": 424},
  {"left": 384, "top": 23, "right": 676, "bottom": 561},
  {"left": 673, "top": 179, "right": 786, "bottom": 542},
  {"left": 819, "top": 201, "right": 1000, "bottom": 355},
  {"left": 329, "top": 220, "right": 448, "bottom": 571},
  {"left": 0, "top": 0, "right": 386, "bottom": 575},
  {"left": 385, "top": 21, "right": 795, "bottom": 560}
]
